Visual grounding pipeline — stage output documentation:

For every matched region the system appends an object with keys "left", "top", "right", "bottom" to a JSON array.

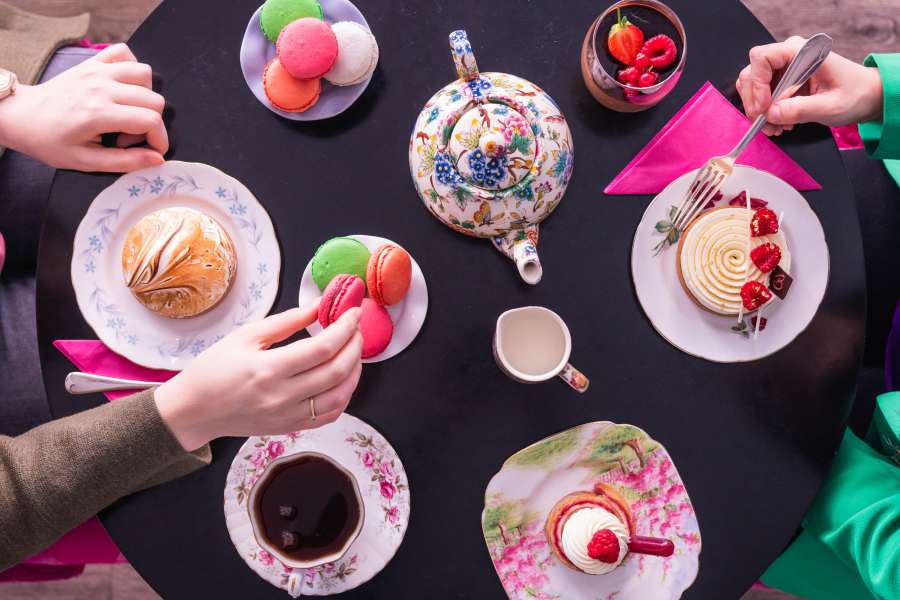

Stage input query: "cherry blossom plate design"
[
  {"left": 482, "top": 422, "right": 701, "bottom": 600},
  {"left": 297, "top": 235, "right": 428, "bottom": 363},
  {"left": 239, "top": 0, "right": 375, "bottom": 121},
  {"left": 631, "top": 165, "right": 829, "bottom": 362},
  {"left": 224, "top": 413, "right": 410, "bottom": 597},
  {"left": 71, "top": 161, "right": 280, "bottom": 371}
]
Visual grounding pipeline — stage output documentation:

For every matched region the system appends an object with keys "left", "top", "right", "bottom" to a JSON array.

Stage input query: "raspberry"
[
  {"left": 728, "top": 191, "right": 768, "bottom": 209},
  {"left": 633, "top": 52, "right": 651, "bottom": 70},
  {"left": 586, "top": 529, "right": 620, "bottom": 563},
  {"left": 750, "top": 242, "right": 781, "bottom": 273},
  {"left": 616, "top": 66, "right": 641, "bottom": 85},
  {"left": 638, "top": 70, "right": 659, "bottom": 87},
  {"left": 640, "top": 34, "right": 677, "bottom": 70},
  {"left": 750, "top": 208, "right": 779, "bottom": 237},
  {"left": 740, "top": 281, "right": 772, "bottom": 311}
]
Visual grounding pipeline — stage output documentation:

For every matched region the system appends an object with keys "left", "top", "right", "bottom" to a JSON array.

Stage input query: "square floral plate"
[
  {"left": 631, "top": 165, "right": 829, "bottom": 362},
  {"left": 225, "top": 413, "right": 410, "bottom": 596},
  {"left": 482, "top": 422, "right": 701, "bottom": 599},
  {"left": 71, "top": 161, "right": 280, "bottom": 370},
  {"left": 297, "top": 235, "right": 428, "bottom": 363}
]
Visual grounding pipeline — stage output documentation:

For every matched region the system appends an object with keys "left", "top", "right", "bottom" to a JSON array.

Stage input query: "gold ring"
[{"left": 308, "top": 397, "right": 317, "bottom": 421}]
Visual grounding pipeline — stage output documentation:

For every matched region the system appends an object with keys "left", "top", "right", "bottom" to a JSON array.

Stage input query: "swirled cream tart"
[
  {"left": 122, "top": 205, "right": 237, "bottom": 318},
  {"left": 677, "top": 207, "right": 790, "bottom": 315}
]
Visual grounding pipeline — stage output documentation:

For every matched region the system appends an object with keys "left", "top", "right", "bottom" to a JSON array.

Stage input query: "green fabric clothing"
[
  {"left": 858, "top": 53, "right": 900, "bottom": 186},
  {"left": 763, "top": 393, "right": 900, "bottom": 600}
]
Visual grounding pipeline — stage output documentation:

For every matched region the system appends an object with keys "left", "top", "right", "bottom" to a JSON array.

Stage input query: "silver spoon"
[{"left": 65, "top": 372, "right": 161, "bottom": 395}]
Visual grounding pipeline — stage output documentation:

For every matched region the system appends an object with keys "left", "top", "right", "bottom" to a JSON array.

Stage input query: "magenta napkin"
[
  {"left": 604, "top": 82, "right": 821, "bottom": 194},
  {"left": 54, "top": 339, "right": 177, "bottom": 401}
]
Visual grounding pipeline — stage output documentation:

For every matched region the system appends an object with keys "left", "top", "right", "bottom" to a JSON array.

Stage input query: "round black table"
[{"left": 36, "top": 1, "right": 865, "bottom": 597}]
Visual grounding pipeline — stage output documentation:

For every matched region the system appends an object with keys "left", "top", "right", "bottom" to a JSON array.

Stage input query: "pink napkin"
[
  {"left": 604, "top": 82, "right": 821, "bottom": 194},
  {"left": 54, "top": 339, "right": 177, "bottom": 401}
]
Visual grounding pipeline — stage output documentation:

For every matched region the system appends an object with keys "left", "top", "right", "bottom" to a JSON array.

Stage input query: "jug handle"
[{"left": 449, "top": 30, "right": 480, "bottom": 81}]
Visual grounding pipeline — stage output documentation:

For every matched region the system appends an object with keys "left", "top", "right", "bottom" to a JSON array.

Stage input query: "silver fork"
[
  {"left": 663, "top": 33, "right": 833, "bottom": 244},
  {"left": 65, "top": 372, "right": 160, "bottom": 395}
]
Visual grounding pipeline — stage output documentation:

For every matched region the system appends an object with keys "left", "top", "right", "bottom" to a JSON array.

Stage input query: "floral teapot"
[{"left": 409, "top": 30, "right": 574, "bottom": 285}]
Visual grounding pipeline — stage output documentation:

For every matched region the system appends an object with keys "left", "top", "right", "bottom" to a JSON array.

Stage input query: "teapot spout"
[{"left": 492, "top": 225, "right": 543, "bottom": 285}]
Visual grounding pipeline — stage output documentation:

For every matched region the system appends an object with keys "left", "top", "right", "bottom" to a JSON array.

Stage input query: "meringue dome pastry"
[{"left": 122, "top": 206, "right": 237, "bottom": 318}]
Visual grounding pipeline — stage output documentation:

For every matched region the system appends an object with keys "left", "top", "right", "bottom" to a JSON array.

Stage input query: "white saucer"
[
  {"left": 631, "top": 165, "right": 829, "bottom": 363},
  {"left": 239, "top": 0, "right": 375, "bottom": 121},
  {"left": 70, "top": 161, "right": 280, "bottom": 370},
  {"left": 224, "top": 413, "right": 410, "bottom": 597},
  {"left": 297, "top": 235, "right": 428, "bottom": 363}
]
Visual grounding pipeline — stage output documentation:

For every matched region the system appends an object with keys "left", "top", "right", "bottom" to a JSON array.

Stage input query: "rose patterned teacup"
[
  {"left": 247, "top": 452, "right": 365, "bottom": 569},
  {"left": 493, "top": 306, "right": 589, "bottom": 393}
]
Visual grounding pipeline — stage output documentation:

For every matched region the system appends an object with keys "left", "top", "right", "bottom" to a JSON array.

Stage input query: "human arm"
[
  {"left": 0, "top": 43, "right": 168, "bottom": 172},
  {"left": 858, "top": 54, "right": 900, "bottom": 161}
]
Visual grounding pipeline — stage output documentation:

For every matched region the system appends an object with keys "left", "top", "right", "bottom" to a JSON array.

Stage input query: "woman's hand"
[
  {"left": 0, "top": 43, "right": 168, "bottom": 172},
  {"left": 736, "top": 36, "right": 884, "bottom": 136},
  {"left": 154, "top": 302, "right": 363, "bottom": 451}
]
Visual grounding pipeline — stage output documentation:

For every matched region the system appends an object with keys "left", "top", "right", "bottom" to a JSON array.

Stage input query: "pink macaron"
[
  {"left": 359, "top": 298, "right": 393, "bottom": 358},
  {"left": 318, "top": 274, "right": 365, "bottom": 328},
  {"left": 276, "top": 18, "right": 338, "bottom": 80}
]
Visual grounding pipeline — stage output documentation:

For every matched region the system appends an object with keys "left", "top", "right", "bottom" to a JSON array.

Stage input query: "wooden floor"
[{"left": 4, "top": 0, "right": 895, "bottom": 598}]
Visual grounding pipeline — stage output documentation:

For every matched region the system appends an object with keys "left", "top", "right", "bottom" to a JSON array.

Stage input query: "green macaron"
[
  {"left": 311, "top": 237, "right": 371, "bottom": 291},
  {"left": 259, "top": 0, "right": 324, "bottom": 43}
]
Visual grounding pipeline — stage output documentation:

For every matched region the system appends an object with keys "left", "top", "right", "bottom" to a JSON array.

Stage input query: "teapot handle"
[{"left": 449, "top": 30, "right": 480, "bottom": 81}]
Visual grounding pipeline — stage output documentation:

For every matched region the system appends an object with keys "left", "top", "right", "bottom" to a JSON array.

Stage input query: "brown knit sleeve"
[{"left": 0, "top": 389, "right": 210, "bottom": 569}]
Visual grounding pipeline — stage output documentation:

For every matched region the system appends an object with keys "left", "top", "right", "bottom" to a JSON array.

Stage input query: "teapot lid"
[{"left": 447, "top": 102, "right": 537, "bottom": 190}]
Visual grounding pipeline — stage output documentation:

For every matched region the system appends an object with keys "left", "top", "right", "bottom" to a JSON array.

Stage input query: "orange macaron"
[
  {"left": 366, "top": 244, "right": 412, "bottom": 306},
  {"left": 262, "top": 58, "right": 320, "bottom": 112}
]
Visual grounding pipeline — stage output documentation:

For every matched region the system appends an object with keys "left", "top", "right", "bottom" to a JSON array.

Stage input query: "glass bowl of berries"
[{"left": 581, "top": 0, "right": 686, "bottom": 112}]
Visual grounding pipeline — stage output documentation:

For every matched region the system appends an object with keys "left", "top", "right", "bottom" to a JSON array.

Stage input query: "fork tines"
[{"left": 670, "top": 163, "right": 728, "bottom": 233}]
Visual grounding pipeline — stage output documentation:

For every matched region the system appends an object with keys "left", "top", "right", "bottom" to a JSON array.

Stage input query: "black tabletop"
[{"left": 36, "top": 0, "right": 865, "bottom": 598}]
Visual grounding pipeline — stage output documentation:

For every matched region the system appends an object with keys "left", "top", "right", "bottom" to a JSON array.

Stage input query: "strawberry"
[
  {"left": 638, "top": 69, "right": 659, "bottom": 87},
  {"left": 633, "top": 52, "right": 651, "bottom": 70},
  {"left": 616, "top": 66, "right": 641, "bottom": 85},
  {"left": 640, "top": 34, "right": 678, "bottom": 70},
  {"left": 586, "top": 529, "right": 620, "bottom": 563},
  {"left": 750, "top": 242, "right": 781, "bottom": 273},
  {"left": 750, "top": 208, "right": 779, "bottom": 236},
  {"left": 728, "top": 191, "right": 768, "bottom": 209},
  {"left": 608, "top": 9, "right": 645, "bottom": 65},
  {"left": 740, "top": 281, "right": 772, "bottom": 311}
]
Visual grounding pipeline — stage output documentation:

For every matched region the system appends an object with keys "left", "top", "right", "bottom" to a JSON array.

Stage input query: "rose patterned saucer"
[
  {"left": 482, "top": 422, "right": 701, "bottom": 599},
  {"left": 224, "top": 414, "right": 410, "bottom": 596},
  {"left": 71, "top": 161, "right": 280, "bottom": 370},
  {"left": 297, "top": 235, "right": 428, "bottom": 363}
]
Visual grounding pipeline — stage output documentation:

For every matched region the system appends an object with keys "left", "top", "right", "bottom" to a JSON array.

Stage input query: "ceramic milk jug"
[{"left": 408, "top": 30, "right": 574, "bottom": 285}]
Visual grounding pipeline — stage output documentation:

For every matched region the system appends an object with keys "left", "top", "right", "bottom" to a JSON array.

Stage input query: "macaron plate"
[
  {"left": 482, "top": 422, "right": 701, "bottom": 600},
  {"left": 298, "top": 235, "right": 428, "bottom": 363},
  {"left": 240, "top": 0, "right": 375, "bottom": 121},
  {"left": 631, "top": 165, "right": 828, "bottom": 363},
  {"left": 225, "top": 413, "right": 410, "bottom": 597},
  {"left": 70, "top": 161, "right": 280, "bottom": 370}
]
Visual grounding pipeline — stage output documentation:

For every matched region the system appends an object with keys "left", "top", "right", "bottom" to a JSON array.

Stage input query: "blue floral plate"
[{"left": 70, "top": 161, "right": 281, "bottom": 370}]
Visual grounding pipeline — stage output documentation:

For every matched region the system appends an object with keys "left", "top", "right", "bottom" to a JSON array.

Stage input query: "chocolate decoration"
[{"left": 768, "top": 266, "right": 793, "bottom": 300}]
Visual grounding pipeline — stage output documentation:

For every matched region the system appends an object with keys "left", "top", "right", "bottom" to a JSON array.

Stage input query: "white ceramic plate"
[
  {"left": 239, "top": 0, "right": 375, "bottom": 121},
  {"left": 224, "top": 413, "right": 410, "bottom": 597},
  {"left": 71, "top": 161, "right": 280, "bottom": 370},
  {"left": 297, "top": 235, "right": 428, "bottom": 363},
  {"left": 482, "top": 421, "right": 701, "bottom": 599},
  {"left": 631, "top": 165, "right": 829, "bottom": 363}
]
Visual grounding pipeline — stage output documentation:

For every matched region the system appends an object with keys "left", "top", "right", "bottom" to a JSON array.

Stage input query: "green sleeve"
[{"left": 859, "top": 54, "right": 900, "bottom": 161}]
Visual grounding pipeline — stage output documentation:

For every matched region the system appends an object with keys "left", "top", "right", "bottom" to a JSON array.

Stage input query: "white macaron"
[{"left": 324, "top": 21, "right": 379, "bottom": 86}]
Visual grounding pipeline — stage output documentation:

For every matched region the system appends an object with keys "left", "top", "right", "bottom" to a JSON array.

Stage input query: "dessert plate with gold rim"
[
  {"left": 482, "top": 422, "right": 701, "bottom": 600},
  {"left": 631, "top": 165, "right": 829, "bottom": 363},
  {"left": 224, "top": 413, "right": 410, "bottom": 597},
  {"left": 71, "top": 161, "right": 280, "bottom": 371}
]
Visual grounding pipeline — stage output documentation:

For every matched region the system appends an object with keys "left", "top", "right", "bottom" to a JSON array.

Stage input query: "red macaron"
[
  {"left": 366, "top": 244, "right": 412, "bottom": 306},
  {"left": 276, "top": 18, "right": 338, "bottom": 80},
  {"left": 318, "top": 274, "right": 365, "bottom": 328},
  {"left": 359, "top": 298, "right": 393, "bottom": 358}
]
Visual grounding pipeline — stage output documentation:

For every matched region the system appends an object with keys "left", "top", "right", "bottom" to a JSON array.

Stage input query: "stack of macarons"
[
  {"left": 259, "top": 0, "right": 379, "bottom": 113},
  {"left": 313, "top": 237, "right": 412, "bottom": 359}
]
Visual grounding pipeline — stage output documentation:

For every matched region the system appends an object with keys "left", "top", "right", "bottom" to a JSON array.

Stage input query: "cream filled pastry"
[
  {"left": 122, "top": 206, "right": 237, "bottom": 318},
  {"left": 677, "top": 207, "right": 790, "bottom": 315},
  {"left": 559, "top": 506, "right": 630, "bottom": 575}
]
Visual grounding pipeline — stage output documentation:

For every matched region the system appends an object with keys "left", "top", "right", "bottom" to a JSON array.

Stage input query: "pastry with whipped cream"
[
  {"left": 122, "top": 205, "right": 237, "bottom": 318},
  {"left": 677, "top": 207, "right": 790, "bottom": 315}
]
